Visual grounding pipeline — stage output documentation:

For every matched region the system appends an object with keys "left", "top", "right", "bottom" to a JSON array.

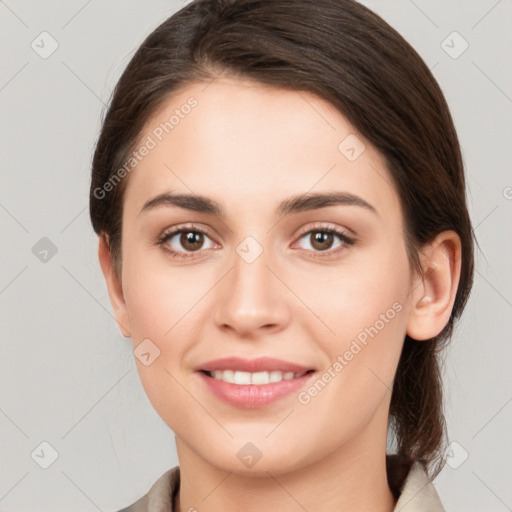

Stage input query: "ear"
[
  {"left": 406, "top": 230, "right": 462, "bottom": 341},
  {"left": 98, "top": 233, "right": 131, "bottom": 338}
]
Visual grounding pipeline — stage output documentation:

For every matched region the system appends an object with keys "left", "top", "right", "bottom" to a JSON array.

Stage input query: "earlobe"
[
  {"left": 406, "top": 231, "right": 462, "bottom": 341},
  {"left": 97, "top": 234, "right": 131, "bottom": 338}
]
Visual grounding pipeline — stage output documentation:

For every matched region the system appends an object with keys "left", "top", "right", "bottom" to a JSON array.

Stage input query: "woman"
[{"left": 89, "top": 0, "right": 474, "bottom": 510}]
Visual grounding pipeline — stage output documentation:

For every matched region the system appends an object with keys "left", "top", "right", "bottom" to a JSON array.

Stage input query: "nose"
[{"left": 212, "top": 242, "right": 291, "bottom": 338}]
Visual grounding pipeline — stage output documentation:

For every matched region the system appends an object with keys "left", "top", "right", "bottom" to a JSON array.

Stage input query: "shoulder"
[{"left": 115, "top": 466, "right": 180, "bottom": 512}]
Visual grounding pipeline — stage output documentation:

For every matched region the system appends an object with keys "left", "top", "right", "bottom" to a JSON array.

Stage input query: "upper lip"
[{"left": 198, "top": 357, "right": 314, "bottom": 373}]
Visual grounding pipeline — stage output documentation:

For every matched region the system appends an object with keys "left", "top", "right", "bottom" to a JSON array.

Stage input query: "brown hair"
[{"left": 89, "top": 0, "right": 475, "bottom": 482}]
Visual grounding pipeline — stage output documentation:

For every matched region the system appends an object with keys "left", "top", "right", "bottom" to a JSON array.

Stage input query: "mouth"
[{"left": 195, "top": 357, "right": 317, "bottom": 408}]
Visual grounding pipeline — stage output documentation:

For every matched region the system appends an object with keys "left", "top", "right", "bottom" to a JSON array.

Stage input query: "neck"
[{"left": 174, "top": 416, "right": 396, "bottom": 512}]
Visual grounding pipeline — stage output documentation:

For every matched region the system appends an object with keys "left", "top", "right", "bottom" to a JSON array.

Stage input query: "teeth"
[{"left": 208, "top": 369, "right": 308, "bottom": 385}]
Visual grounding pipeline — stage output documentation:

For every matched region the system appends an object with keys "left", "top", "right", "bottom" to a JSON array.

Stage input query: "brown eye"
[
  {"left": 158, "top": 226, "right": 217, "bottom": 259},
  {"left": 295, "top": 227, "right": 355, "bottom": 258},
  {"left": 310, "top": 231, "right": 335, "bottom": 251},
  {"left": 180, "top": 231, "right": 205, "bottom": 251}
]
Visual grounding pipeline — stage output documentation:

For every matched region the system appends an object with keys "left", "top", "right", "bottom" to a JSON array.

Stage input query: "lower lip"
[{"left": 197, "top": 371, "right": 315, "bottom": 408}]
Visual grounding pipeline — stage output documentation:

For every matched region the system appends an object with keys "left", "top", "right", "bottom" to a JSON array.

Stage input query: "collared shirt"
[{"left": 116, "top": 459, "right": 445, "bottom": 512}]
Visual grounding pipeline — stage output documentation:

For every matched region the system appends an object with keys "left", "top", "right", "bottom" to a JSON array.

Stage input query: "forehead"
[{"left": 123, "top": 77, "right": 402, "bottom": 225}]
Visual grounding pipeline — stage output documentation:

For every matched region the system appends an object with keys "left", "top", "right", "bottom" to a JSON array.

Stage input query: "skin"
[{"left": 98, "top": 74, "right": 461, "bottom": 512}]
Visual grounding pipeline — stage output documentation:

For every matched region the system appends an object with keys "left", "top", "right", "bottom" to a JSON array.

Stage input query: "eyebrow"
[{"left": 138, "top": 191, "right": 378, "bottom": 218}]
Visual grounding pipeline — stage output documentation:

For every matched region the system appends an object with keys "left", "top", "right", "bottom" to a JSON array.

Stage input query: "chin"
[{"left": 200, "top": 442, "right": 312, "bottom": 478}]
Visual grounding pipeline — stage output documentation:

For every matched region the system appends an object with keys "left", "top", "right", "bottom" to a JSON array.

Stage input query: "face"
[{"left": 108, "top": 76, "right": 419, "bottom": 475}]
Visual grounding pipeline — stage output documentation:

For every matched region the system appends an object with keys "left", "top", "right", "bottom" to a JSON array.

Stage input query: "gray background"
[{"left": 1, "top": 1, "right": 511, "bottom": 510}]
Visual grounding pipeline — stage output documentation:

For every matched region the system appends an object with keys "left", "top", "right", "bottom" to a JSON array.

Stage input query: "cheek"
[
  {"left": 297, "top": 238, "right": 410, "bottom": 342},
  {"left": 295, "top": 305, "right": 406, "bottom": 455},
  {"left": 121, "top": 244, "right": 202, "bottom": 339},
  {"left": 121, "top": 256, "right": 200, "bottom": 426},
  {"left": 300, "top": 240, "right": 410, "bottom": 406},
  {"left": 121, "top": 248, "right": 211, "bottom": 399}
]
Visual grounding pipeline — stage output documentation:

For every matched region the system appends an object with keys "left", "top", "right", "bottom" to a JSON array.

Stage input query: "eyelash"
[{"left": 156, "top": 223, "right": 356, "bottom": 260}]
